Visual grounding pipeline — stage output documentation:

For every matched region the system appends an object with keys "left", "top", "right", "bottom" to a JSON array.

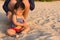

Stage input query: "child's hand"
[
  {"left": 23, "top": 23, "right": 27, "bottom": 26},
  {"left": 23, "top": 22, "right": 28, "bottom": 27},
  {"left": 22, "top": 19, "right": 29, "bottom": 27}
]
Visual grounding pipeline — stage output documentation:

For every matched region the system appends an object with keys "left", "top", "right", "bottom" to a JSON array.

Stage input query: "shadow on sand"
[{"left": 0, "top": 12, "right": 9, "bottom": 33}]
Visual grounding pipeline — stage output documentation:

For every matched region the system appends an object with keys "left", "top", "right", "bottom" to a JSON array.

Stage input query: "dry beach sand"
[{"left": 0, "top": 1, "right": 60, "bottom": 40}]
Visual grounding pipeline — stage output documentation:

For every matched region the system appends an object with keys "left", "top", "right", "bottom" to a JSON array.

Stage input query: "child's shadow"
[{"left": 0, "top": 12, "right": 9, "bottom": 34}]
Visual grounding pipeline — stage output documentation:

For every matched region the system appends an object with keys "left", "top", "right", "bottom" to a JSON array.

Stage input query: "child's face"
[{"left": 15, "top": 7, "right": 24, "bottom": 16}]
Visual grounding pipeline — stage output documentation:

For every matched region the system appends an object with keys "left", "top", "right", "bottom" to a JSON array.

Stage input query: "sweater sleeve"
[{"left": 3, "top": 0, "right": 10, "bottom": 13}]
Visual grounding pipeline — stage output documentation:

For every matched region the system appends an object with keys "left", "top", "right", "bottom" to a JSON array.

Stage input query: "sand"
[{"left": 0, "top": 1, "right": 60, "bottom": 40}]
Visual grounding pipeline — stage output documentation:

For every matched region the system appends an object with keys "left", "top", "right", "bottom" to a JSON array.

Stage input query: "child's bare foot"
[
  {"left": 16, "top": 34, "right": 20, "bottom": 38},
  {"left": 15, "top": 33, "right": 24, "bottom": 39}
]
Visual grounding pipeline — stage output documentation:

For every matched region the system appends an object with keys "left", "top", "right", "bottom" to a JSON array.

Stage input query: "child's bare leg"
[
  {"left": 7, "top": 29, "right": 16, "bottom": 36},
  {"left": 7, "top": 26, "right": 22, "bottom": 37},
  {"left": 22, "top": 26, "right": 30, "bottom": 34}
]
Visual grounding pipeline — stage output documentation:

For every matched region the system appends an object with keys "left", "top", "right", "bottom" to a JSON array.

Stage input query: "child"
[{"left": 7, "top": 0, "right": 30, "bottom": 37}]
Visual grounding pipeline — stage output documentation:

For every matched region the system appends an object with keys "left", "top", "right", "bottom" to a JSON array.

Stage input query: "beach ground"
[{"left": 0, "top": 1, "right": 60, "bottom": 40}]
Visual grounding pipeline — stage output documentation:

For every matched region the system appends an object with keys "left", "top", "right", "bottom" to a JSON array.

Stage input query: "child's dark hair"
[{"left": 14, "top": 0, "right": 25, "bottom": 10}]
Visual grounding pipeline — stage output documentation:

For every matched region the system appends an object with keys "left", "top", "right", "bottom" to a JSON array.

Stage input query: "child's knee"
[
  {"left": 26, "top": 26, "right": 30, "bottom": 31},
  {"left": 7, "top": 29, "right": 16, "bottom": 36},
  {"left": 28, "top": 27, "right": 30, "bottom": 30}
]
